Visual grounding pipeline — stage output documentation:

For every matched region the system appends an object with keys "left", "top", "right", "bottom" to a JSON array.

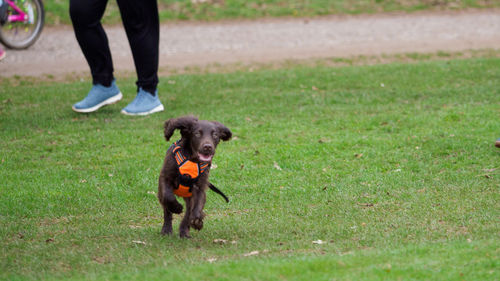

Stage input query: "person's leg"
[
  {"left": 0, "top": 0, "right": 9, "bottom": 25},
  {"left": 117, "top": 0, "right": 163, "bottom": 115},
  {"left": 116, "top": 0, "right": 159, "bottom": 94},
  {"left": 70, "top": 0, "right": 122, "bottom": 113},
  {"left": 70, "top": 0, "right": 114, "bottom": 86}
]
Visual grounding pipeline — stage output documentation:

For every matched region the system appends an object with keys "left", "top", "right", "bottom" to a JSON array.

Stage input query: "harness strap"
[
  {"left": 209, "top": 182, "right": 229, "bottom": 203},
  {"left": 171, "top": 141, "right": 210, "bottom": 174}
]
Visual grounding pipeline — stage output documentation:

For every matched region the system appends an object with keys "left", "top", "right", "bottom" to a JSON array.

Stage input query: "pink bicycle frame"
[{"left": 6, "top": 0, "right": 28, "bottom": 23}]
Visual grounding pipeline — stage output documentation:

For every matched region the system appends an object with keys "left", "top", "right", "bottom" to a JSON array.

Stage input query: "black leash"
[{"left": 208, "top": 182, "right": 229, "bottom": 203}]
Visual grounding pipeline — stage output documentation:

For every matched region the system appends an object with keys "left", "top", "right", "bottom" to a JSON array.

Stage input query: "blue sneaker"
[
  {"left": 121, "top": 88, "right": 164, "bottom": 116},
  {"left": 496, "top": 138, "right": 500, "bottom": 148},
  {"left": 72, "top": 81, "right": 122, "bottom": 113}
]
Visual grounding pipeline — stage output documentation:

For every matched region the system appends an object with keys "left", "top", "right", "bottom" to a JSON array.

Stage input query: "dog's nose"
[{"left": 202, "top": 143, "right": 213, "bottom": 152}]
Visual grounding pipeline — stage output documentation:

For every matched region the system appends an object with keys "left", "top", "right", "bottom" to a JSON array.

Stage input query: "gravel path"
[{"left": 1, "top": 10, "right": 499, "bottom": 77}]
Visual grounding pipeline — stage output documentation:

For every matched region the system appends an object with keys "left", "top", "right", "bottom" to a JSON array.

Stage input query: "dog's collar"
[{"left": 171, "top": 140, "right": 210, "bottom": 197}]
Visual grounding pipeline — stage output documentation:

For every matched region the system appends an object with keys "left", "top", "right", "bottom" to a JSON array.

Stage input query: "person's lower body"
[
  {"left": 495, "top": 138, "right": 500, "bottom": 148},
  {"left": 69, "top": 0, "right": 163, "bottom": 115}
]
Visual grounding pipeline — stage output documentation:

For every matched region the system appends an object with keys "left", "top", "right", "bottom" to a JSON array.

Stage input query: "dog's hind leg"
[
  {"left": 179, "top": 197, "right": 192, "bottom": 238},
  {"left": 161, "top": 206, "right": 173, "bottom": 235}
]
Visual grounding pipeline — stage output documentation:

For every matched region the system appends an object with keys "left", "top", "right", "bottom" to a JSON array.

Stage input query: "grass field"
[
  {"left": 1, "top": 57, "right": 499, "bottom": 280},
  {"left": 45, "top": 0, "right": 500, "bottom": 25}
]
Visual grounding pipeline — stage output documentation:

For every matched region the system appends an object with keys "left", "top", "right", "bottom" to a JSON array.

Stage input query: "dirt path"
[{"left": 1, "top": 10, "right": 499, "bottom": 77}]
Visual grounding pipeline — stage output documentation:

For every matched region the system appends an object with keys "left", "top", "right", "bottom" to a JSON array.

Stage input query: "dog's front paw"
[
  {"left": 190, "top": 218, "right": 204, "bottom": 231},
  {"left": 166, "top": 200, "right": 183, "bottom": 214},
  {"left": 179, "top": 231, "right": 191, "bottom": 239}
]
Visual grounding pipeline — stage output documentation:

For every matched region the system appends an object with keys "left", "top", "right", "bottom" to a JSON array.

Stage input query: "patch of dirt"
[{"left": 0, "top": 10, "right": 499, "bottom": 78}]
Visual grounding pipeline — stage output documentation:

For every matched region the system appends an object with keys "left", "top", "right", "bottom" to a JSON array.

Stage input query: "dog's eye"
[
  {"left": 213, "top": 132, "right": 219, "bottom": 138},
  {"left": 194, "top": 131, "right": 202, "bottom": 138}
]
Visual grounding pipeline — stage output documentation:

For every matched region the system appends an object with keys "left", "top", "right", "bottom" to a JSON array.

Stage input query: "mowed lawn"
[{"left": 0, "top": 58, "right": 499, "bottom": 280}]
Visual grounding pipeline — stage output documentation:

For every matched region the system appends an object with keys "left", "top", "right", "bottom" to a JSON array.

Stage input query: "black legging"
[{"left": 70, "top": 0, "right": 159, "bottom": 94}]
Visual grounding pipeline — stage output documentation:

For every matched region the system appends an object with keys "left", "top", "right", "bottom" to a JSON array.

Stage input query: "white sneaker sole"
[
  {"left": 121, "top": 104, "right": 164, "bottom": 116},
  {"left": 72, "top": 92, "right": 123, "bottom": 113}
]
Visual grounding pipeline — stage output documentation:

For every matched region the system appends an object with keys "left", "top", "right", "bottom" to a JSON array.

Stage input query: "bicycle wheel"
[{"left": 0, "top": 0, "right": 44, "bottom": 49}]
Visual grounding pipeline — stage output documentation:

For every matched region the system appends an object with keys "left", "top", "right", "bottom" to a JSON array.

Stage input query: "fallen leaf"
[
  {"left": 273, "top": 162, "right": 282, "bottom": 171},
  {"left": 312, "top": 240, "right": 325, "bottom": 244},
  {"left": 483, "top": 168, "right": 496, "bottom": 172},
  {"left": 213, "top": 239, "right": 227, "bottom": 244},
  {"left": 80, "top": 179, "right": 87, "bottom": 183},
  {"left": 243, "top": 251, "right": 260, "bottom": 257},
  {"left": 108, "top": 173, "right": 113, "bottom": 177},
  {"left": 46, "top": 238, "right": 54, "bottom": 243},
  {"left": 93, "top": 256, "right": 109, "bottom": 264},
  {"left": 354, "top": 153, "right": 363, "bottom": 158},
  {"left": 132, "top": 240, "right": 146, "bottom": 245},
  {"left": 384, "top": 263, "right": 392, "bottom": 272},
  {"left": 147, "top": 191, "right": 156, "bottom": 195},
  {"left": 207, "top": 258, "right": 217, "bottom": 263},
  {"left": 357, "top": 203, "right": 374, "bottom": 207},
  {"left": 211, "top": 163, "right": 218, "bottom": 169}
]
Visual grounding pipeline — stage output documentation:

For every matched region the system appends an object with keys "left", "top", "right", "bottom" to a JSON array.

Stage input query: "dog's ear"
[
  {"left": 164, "top": 116, "right": 198, "bottom": 141},
  {"left": 213, "top": 121, "right": 232, "bottom": 141}
]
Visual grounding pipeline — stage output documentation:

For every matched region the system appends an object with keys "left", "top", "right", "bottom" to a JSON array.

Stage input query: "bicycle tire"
[{"left": 0, "top": 0, "right": 44, "bottom": 49}]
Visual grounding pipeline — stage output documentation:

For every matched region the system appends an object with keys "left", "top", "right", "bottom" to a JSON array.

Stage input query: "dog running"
[{"left": 158, "top": 116, "right": 232, "bottom": 238}]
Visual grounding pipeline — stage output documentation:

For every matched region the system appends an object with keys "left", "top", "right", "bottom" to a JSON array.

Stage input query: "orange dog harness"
[{"left": 171, "top": 141, "right": 210, "bottom": 197}]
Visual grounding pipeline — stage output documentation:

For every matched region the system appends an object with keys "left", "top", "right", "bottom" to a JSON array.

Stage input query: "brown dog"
[{"left": 158, "top": 116, "right": 232, "bottom": 238}]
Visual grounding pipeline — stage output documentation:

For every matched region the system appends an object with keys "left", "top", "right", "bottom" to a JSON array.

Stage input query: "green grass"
[
  {"left": 44, "top": 0, "right": 500, "bottom": 25},
  {"left": 1, "top": 57, "right": 499, "bottom": 280}
]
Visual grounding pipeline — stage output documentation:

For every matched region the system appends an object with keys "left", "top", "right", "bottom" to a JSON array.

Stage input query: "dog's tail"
[{"left": 208, "top": 182, "right": 229, "bottom": 203}]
